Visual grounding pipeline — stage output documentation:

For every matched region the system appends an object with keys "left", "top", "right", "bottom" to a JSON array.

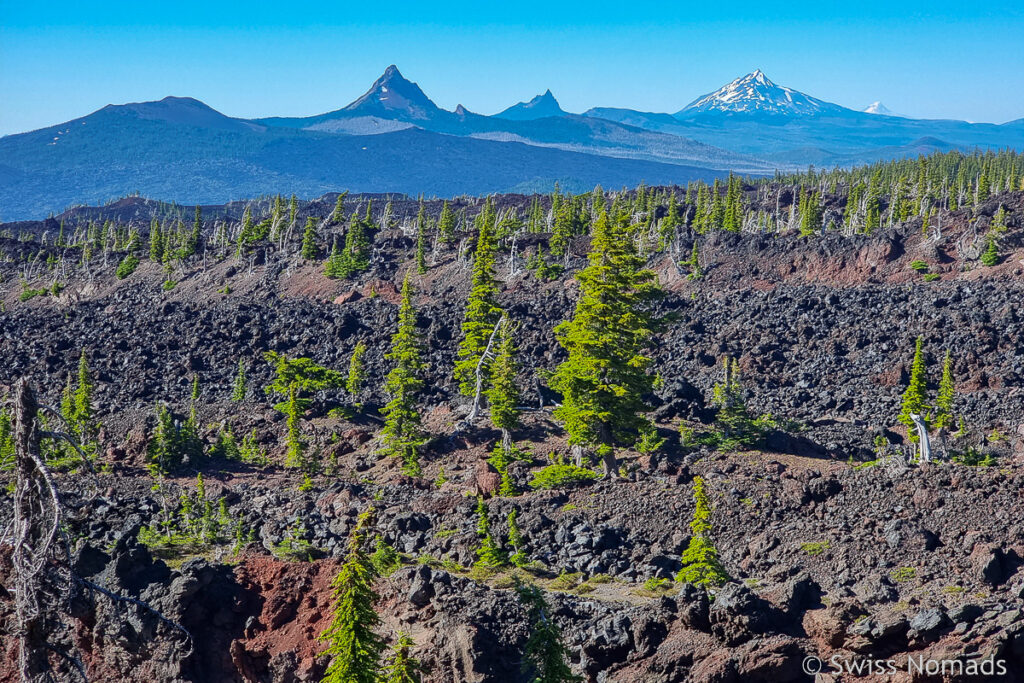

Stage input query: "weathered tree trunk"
[
  {"left": 910, "top": 413, "right": 931, "bottom": 463},
  {"left": 571, "top": 443, "right": 585, "bottom": 468},
  {"left": 12, "top": 379, "right": 59, "bottom": 682},
  {"left": 465, "top": 318, "right": 504, "bottom": 424}
]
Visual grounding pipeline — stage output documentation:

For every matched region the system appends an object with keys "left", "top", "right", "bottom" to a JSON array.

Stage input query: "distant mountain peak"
[
  {"left": 343, "top": 65, "right": 441, "bottom": 121},
  {"left": 677, "top": 70, "right": 848, "bottom": 117},
  {"left": 863, "top": 101, "right": 905, "bottom": 117},
  {"left": 103, "top": 96, "right": 260, "bottom": 132},
  {"left": 495, "top": 89, "right": 567, "bottom": 120}
]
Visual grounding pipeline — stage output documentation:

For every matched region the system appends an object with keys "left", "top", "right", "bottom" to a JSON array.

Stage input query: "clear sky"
[{"left": 2, "top": 1, "right": 1023, "bottom": 136}]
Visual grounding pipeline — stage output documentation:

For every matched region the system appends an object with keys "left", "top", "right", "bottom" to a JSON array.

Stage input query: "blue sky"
[{"left": 2, "top": 1, "right": 1023, "bottom": 136}]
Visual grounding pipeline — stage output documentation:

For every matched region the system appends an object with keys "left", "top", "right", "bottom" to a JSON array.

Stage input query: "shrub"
[
  {"left": 800, "top": 541, "right": 831, "bottom": 556},
  {"left": 116, "top": 253, "right": 140, "bottom": 279},
  {"left": 909, "top": 260, "right": 929, "bottom": 272},
  {"left": 890, "top": 566, "right": 916, "bottom": 583},
  {"left": 952, "top": 446, "right": 997, "bottom": 467},
  {"left": 529, "top": 463, "right": 598, "bottom": 490}
]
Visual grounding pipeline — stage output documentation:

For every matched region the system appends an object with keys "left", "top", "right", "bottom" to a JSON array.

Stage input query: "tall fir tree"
[
  {"left": 549, "top": 210, "right": 662, "bottom": 477},
  {"left": 898, "top": 336, "right": 930, "bottom": 441},
  {"left": 486, "top": 318, "right": 521, "bottom": 451},
  {"left": 675, "top": 476, "right": 729, "bottom": 588},
  {"left": 437, "top": 200, "right": 456, "bottom": 245},
  {"left": 325, "top": 237, "right": 345, "bottom": 278},
  {"left": 301, "top": 217, "right": 319, "bottom": 260},
  {"left": 454, "top": 199, "right": 503, "bottom": 396},
  {"left": 320, "top": 509, "right": 384, "bottom": 683},
  {"left": 380, "top": 273, "right": 426, "bottom": 475}
]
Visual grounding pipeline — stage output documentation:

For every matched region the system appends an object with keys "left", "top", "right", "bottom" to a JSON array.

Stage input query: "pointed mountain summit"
[
  {"left": 342, "top": 65, "right": 442, "bottom": 121},
  {"left": 676, "top": 69, "right": 849, "bottom": 117},
  {"left": 495, "top": 89, "right": 567, "bottom": 120}
]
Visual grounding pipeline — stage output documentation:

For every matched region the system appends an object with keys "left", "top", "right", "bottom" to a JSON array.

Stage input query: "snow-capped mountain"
[
  {"left": 495, "top": 90, "right": 568, "bottom": 120},
  {"left": 676, "top": 70, "right": 849, "bottom": 117},
  {"left": 862, "top": 101, "right": 905, "bottom": 117}
]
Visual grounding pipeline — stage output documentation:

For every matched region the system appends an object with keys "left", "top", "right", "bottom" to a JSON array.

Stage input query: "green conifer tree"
[
  {"left": 516, "top": 583, "right": 580, "bottom": 683},
  {"left": 301, "top": 217, "right": 319, "bottom": 260},
  {"left": 437, "top": 201, "right": 456, "bottom": 245},
  {"left": 454, "top": 200, "right": 503, "bottom": 396},
  {"left": 507, "top": 509, "right": 527, "bottom": 566},
  {"left": 675, "top": 476, "right": 729, "bottom": 588},
  {"left": 382, "top": 632, "right": 421, "bottom": 683},
  {"left": 474, "top": 496, "right": 506, "bottom": 568},
  {"left": 346, "top": 341, "right": 368, "bottom": 397},
  {"left": 232, "top": 358, "right": 248, "bottom": 402},
  {"left": 263, "top": 351, "right": 345, "bottom": 468},
  {"left": 898, "top": 336, "right": 930, "bottom": 441},
  {"left": 73, "top": 349, "right": 94, "bottom": 440},
  {"left": 980, "top": 233, "right": 1000, "bottom": 266},
  {"left": 549, "top": 210, "right": 662, "bottom": 477},
  {"left": 320, "top": 509, "right": 384, "bottom": 683},
  {"left": 325, "top": 238, "right": 345, "bottom": 278},
  {"left": 339, "top": 209, "right": 371, "bottom": 276},
  {"left": 486, "top": 318, "right": 520, "bottom": 448},
  {"left": 658, "top": 192, "right": 680, "bottom": 250},
  {"left": 380, "top": 273, "right": 426, "bottom": 476},
  {"left": 149, "top": 221, "right": 164, "bottom": 262}
]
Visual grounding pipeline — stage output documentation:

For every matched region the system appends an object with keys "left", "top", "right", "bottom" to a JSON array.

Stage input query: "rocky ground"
[{"left": 2, "top": 188, "right": 1024, "bottom": 682}]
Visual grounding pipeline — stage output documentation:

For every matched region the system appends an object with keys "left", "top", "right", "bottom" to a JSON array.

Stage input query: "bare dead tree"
[{"left": 6, "top": 380, "right": 191, "bottom": 683}]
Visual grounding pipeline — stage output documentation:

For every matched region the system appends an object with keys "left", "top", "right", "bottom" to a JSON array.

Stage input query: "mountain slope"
[
  {"left": 583, "top": 70, "right": 1024, "bottom": 166},
  {"left": 254, "top": 67, "right": 768, "bottom": 172},
  {"left": 0, "top": 101, "right": 729, "bottom": 219}
]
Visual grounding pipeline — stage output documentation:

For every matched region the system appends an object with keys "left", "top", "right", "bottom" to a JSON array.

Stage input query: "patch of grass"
[
  {"left": 468, "top": 564, "right": 500, "bottom": 581},
  {"left": 890, "top": 566, "right": 916, "bottom": 583},
  {"left": 574, "top": 582, "right": 596, "bottom": 594},
  {"left": 942, "top": 585, "right": 965, "bottom": 595},
  {"left": 923, "top": 273, "right": 941, "bottom": 282},
  {"left": 560, "top": 503, "right": 578, "bottom": 512},
  {"left": 643, "top": 577, "right": 672, "bottom": 592},
  {"left": 800, "top": 541, "right": 831, "bottom": 556},
  {"left": 589, "top": 573, "right": 614, "bottom": 584},
  {"left": 548, "top": 571, "right": 583, "bottom": 591},
  {"left": 491, "top": 574, "right": 517, "bottom": 589},
  {"left": 416, "top": 553, "right": 441, "bottom": 568},
  {"left": 434, "top": 526, "right": 459, "bottom": 539}
]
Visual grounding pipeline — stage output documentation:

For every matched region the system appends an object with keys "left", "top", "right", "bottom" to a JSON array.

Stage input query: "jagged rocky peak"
[
  {"left": 495, "top": 89, "right": 568, "bottom": 120},
  {"left": 342, "top": 64, "right": 441, "bottom": 120}
]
